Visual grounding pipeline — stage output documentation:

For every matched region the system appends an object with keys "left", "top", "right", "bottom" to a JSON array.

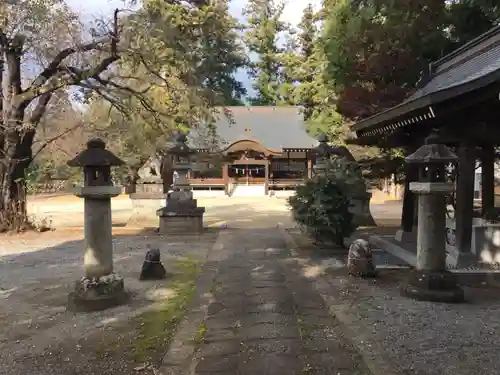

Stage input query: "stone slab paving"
[{"left": 162, "top": 228, "right": 371, "bottom": 375}]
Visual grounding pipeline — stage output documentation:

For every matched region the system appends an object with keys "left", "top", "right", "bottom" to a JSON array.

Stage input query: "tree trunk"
[
  {"left": 0, "top": 105, "right": 34, "bottom": 232},
  {"left": 0, "top": 36, "right": 34, "bottom": 232}
]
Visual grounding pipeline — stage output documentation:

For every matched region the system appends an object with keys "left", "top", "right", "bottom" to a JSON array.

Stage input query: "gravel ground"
[
  {"left": 283, "top": 227, "right": 500, "bottom": 375},
  {"left": 314, "top": 269, "right": 500, "bottom": 375},
  {"left": 1, "top": 196, "right": 402, "bottom": 375},
  {"left": 0, "top": 230, "right": 218, "bottom": 375}
]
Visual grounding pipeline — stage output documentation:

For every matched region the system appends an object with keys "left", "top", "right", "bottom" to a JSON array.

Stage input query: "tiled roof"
[
  {"left": 352, "top": 25, "right": 500, "bottom": 133},
  {"left": 189, "top": 106, "right": 318, "bottom": 151},
  {"left": 408, "top": 31, "right": 500, "bottom": 100}
]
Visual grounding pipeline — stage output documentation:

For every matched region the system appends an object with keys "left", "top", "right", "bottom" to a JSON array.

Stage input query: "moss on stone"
[{"left": 94, "top": 257, "right": 201, "bottom": 365}]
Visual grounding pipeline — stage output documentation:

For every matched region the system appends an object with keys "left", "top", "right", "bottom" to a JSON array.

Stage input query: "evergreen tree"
[
  {"left": 323, "top": 0, "right": 448, "bottom": 120},
  {"left": 280, "top": 3, "right": 343, "bottom": 138},
  {"left": 198, "top": 0, "right": 248, "bottom": 105},
  {"left": 321, "top": 0, "right": 500, "bottom": 122},
  {"left": 446, "top": 0, "right": 500, "bottom": 48},
  {"left": 243, "top": 0, "right": 287, "bottom": 105}
]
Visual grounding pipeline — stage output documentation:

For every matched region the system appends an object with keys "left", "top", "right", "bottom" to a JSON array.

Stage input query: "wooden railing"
[
  {"left": 188, "top": 178, "right": 225, "bottom": 185},
  {"left": 232, "top": 177, "right": 266, "bottom": 185},
  {"left": 186, "top": 177, "right": 304, "bottom": 190},
  {"left": 269, "top": 179, "right": 303, "bottom": 186}
]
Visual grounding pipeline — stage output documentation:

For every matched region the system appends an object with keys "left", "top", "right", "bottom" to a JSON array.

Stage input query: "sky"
[
  {"left": 67, "top": 0, "right": 322, "bottom": 25},
  {"left": 66, "top": 0, "right": 322, "bottom": 95}
]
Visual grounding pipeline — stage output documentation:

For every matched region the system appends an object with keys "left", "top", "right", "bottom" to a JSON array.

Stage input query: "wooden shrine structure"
[
  {"left": 349, "top": 25, "right": 500, "bottom": 266},
  {"left": 187, "top": 106, "right": 319, "bottom": 196}
]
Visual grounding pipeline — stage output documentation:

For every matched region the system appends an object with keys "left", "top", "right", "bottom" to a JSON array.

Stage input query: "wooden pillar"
[
  {"left": 264, "top": 160, "right": 269, "bottom": 195},
  {"left": 481, "top": 144, "right": 495, "bottom": 217},
  {"left": 455, "top": 144, "right": 476, "bottom": 255},
  {"left": 307, "top": 158, "right": 312, "bottom": 179},
  {"left": 401, "top": 163, "right": 418, "bottom": 232},
  {"left": 222, "top": 164, "right": 229, "bottom": 196}
]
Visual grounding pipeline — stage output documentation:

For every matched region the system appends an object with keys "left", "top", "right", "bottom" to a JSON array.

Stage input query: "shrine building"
[
  {"left": 187, "top": 106, "right": 319, "bottom": 197},
  {"left": 348, "top": 24, "right": 500, "bottom": 267}
]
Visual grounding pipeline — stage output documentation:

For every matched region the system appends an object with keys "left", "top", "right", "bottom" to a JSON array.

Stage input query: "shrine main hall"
[{"left": 187, "top": 106, "right": 319, "bottom": 196}]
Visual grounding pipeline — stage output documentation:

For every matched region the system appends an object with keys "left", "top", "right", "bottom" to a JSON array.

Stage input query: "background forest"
[{"left": 1, "top": 0, "right": 499, "bottom": 227}]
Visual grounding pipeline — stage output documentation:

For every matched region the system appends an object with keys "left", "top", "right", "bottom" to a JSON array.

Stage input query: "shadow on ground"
[{"left": 0, "top": 227, "right": 219, "bottom": 375}]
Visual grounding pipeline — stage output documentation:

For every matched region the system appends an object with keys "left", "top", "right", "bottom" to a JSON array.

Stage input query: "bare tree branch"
[
  {"left": 33, "top": 121, "right": 84, "bottom": 160},
  {"left": 28, "top": 93, "right": 52, "bottom": 126},
  {"left": 16, "top": 9, "right": 121, "bottom": 106},
  {"left": 27, "top": 36, "right": 113, "bottom": 92},
  {"left": 91, "top": 75, "right": 151, "bottom": 95}
]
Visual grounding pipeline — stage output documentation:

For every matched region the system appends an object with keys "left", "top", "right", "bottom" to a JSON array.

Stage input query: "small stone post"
[
  {"left": 157, "top": 132, "right": 205, "bottom": 234},
  {"left": 67, "top": 138, "right": 128, "bottom": 312},
  {"left": 401, "top": 131, "right": 464, "bottom": 303}
]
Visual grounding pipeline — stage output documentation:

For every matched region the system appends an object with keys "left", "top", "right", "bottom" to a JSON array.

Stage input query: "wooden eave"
[
  {"left": 221, "top": 139, "right": 282, "bottom": 157},
  {"left": 353, "top": 68, "right": 500, "bottom": 135},
  {"left": 352, "top": 24, "right": 500, "bottom": 139}
]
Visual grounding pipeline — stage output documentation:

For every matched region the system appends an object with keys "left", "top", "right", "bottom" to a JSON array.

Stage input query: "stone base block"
[
  {"left": 350, "top": 196, "right": 375, "bottom": 226},
  {"left": 128, "top": 198, "right": 166, "bottom": 227},
  {"left": 67, "top": 273, "right": 128, "bottom": 312},
  {"left": 158, "top": 214, "right": 204, "bottom": 234},
  {"left": 139, "top": 261, "right": 167, "bottom": 280},
  {"left": 401, "top": 270, "right": 465, "bottom": 303},
  {"left": 394, "top": 229, "right": 414, "bottom": 243},
  {"left": 353, "top": 214, "right": 376, "bottom": 227}
]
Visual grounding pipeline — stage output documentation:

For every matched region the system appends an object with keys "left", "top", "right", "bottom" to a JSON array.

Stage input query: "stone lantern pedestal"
[
  {"left": 67, "top": 139, "right": 128, "bottom": 312},
  {"left": 400, "top": 132, "right": 464, "bottom": 303},
  {"left": 347, "top": 190, "right": 374, "bottom": 226},
  {"left": 157, "top": 132, "right": 205, "bottom": 234}
]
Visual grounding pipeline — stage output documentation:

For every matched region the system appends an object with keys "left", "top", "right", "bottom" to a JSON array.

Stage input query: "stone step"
[{"left": 231, "top": 184, "right": 266, "bottom": 197}]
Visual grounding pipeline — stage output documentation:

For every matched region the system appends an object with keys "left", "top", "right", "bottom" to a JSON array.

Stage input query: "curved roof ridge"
[{"left": 433, "top": 24, "right": 500, "bottom": 70}]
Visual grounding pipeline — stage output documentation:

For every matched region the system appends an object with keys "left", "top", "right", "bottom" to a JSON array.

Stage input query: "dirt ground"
[
  {"left": 25, "top": 194, "right": 297, "bottom": 230},
  {"left": 0, "top": 229, "right": 219, "bottom": 375},
  {"left": 0, "top": 195, "right": 402, "bottom": 375}
]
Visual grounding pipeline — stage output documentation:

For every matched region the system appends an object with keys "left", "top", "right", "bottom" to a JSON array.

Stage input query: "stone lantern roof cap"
[
  {"left": 67, "top": 138, "right": 125, "bottom": 167},
  {"left": 405, "top": 132, "right": 458, "bottom": 164},
  {"left": 317, "top": 132, "right": 328, "bottom": 143},
  {"left": 167, "top": 131, "right": 196, "bottom": 156},
  {"left": 313, "top": 132, "right": 357, "bottom": 161}
]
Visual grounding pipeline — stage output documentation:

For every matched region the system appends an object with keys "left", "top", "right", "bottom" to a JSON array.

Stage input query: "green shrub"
[{"left": 288, "top": 175, "right": 357, "bottom": 248}]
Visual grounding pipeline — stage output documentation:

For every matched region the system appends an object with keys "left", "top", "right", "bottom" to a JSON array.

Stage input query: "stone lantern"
[
  {"left": 312, "top": 133, "right": 330, "bottom": 175},
  {"left": 156, "top": 132, "right": 205, "bottom": 234},
  {"left": 66, "top": 138, "right": 128, "bottom": 312},
  {"left": 312, "top": 133, "right": 374, "bottom": 226},
  {"left": 312, "top": 133, "right": 357, "bottom": 175},
  {"left": 402, "top": 131, "right": 464, "bottom": 303}
]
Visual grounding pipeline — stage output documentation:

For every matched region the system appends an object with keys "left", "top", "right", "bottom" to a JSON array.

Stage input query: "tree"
[
  {"left": 243, "top": 0, "right": 287, "bottom": 105},
  {"left": 323, "top": 0, "right": 448, "bottom": 121},
  {"left": 320, "top": 0, "right": 500, "bottom": 185},
  {"left": 197, "top": 0, "right": 248, "bottom": 106},
  {"left": 88, "top": 0, "right": 248, "bottom": 162},
  {"left": 273, "top": 3, "right": 343, "bottom": 139},
  {"left": 0, "top": 1, "right": 126, "bottom": 230},
  {"left": 293, "top": 3, "right": 343, "bottom": 138},
  {"left": 446, "top": 0, "right": 500, "bottom": 47}
]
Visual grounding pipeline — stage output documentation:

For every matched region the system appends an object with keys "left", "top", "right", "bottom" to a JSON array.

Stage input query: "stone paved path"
[{"left": 185, "top": 228, "right": 371, "bottom": 375}]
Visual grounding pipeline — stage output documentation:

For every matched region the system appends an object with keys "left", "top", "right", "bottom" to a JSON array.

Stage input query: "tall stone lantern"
[
  {"left": 402, "top": 131, "right": 464, "bottom": 303},
  {"left": 312, "top": 133, "right": 374, "bottom": 226},
  {"left": 67, "top": 138, "right": 128, "bottom": 312},
  {"left": 156, "top": 132, "right": 205, "bottom": 234}
]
